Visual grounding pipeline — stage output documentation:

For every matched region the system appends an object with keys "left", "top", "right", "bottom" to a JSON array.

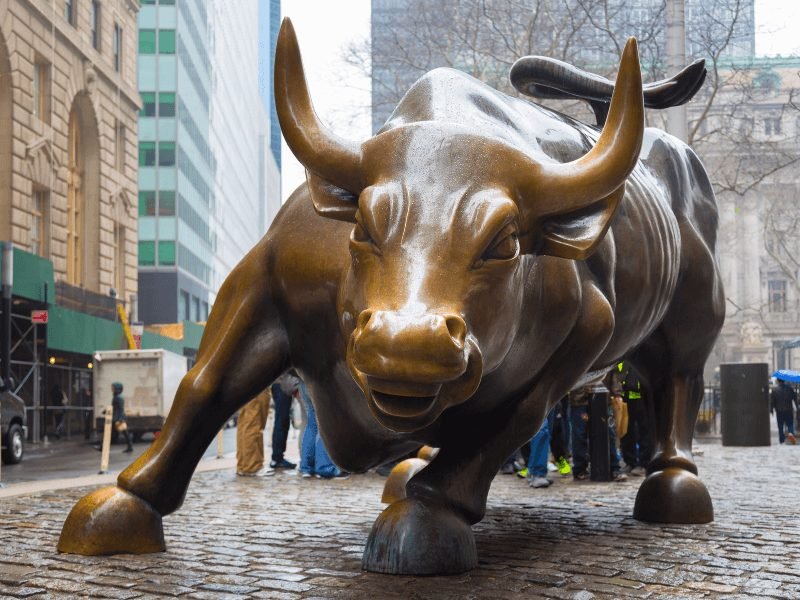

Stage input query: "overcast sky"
[{"left": 279, "top": 0, "right": 800, "bottom": 200}]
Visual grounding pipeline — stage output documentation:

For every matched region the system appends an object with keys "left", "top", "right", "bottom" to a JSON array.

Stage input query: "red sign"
[{"left": 31, "top": 310, "right": 48, "bottom": 324}]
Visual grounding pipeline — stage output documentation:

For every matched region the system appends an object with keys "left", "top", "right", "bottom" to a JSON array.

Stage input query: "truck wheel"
[{"left": 2, "top": 423, "right": 24, "bottom": 464}]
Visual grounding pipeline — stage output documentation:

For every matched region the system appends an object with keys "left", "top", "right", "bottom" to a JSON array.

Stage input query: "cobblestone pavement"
[{"left": 1, "top": 440, "right": 799, "bottom": 599}]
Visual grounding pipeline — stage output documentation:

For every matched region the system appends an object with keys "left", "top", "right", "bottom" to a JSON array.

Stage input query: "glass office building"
[
  {"left": 137, "top": 0, "right": 214, "bottom": 324},
  {"left": 210, "top": 0, "right": 281, "bottom": 293},
  {"left": 137, "top": 0, "right": 281, "bottom": 324}
]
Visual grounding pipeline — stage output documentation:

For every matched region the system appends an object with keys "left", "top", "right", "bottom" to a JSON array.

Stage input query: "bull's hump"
[{"left": 381, "top": 67, "right": 588, "bottom": 161}]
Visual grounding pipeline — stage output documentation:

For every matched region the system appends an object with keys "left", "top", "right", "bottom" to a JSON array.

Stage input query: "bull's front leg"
[
  {"left": 362, "top": 283, "right": 614, "bottom": 575},
  {"left": 58, "top": 243, "right": 290, "bottom": 555}
]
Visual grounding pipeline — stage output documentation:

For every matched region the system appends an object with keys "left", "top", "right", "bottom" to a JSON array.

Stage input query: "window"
[
  {"left": 765, "top": 117, "right": 782, "bottom": 136},
  {"left": 158, "top": 30, "right": 176, "bottom": 54},
  {"left": 158, "top": 241, "right": 175, "bottom": 265},
  {"left": 140, "top": 92, "right": 156, "bottom": 117},
  {"left": 32, "top": 60, "right": 51, "bottom": 124},
  {"left": 139, "top": 29, "right": 156, "bottom": 54},
  {"left": 769, "top": 280, "right": 787, "bottom": 313},
  {"left": 180, "top": 290, "right": 190, "bottom": 321},
  {"left": 138, "top": 241, "right": 155, "bottom": 266},
  {"left": 113, "top": 223, "right": 125, "bottom": 298},
  {"left": 158, "top": 142, "right": 175, "bottom": 166},
  {"left": 202, "top": 302, "right": 209, "bottom": 321},
  {"left": 31, "top": 190, "right": 49, "bottom": 257},
  {"left": 113, "top": 24, "right": 122, "bottom": 72},
  {"left": 141, "top": 0, "right": 155, "bottom": 4},
  {"left": 193, "top": 296, "right": 200, "bottom": 321},
  {"left": 158, "top": 92, "right": 175, "bottom": 117},
  {"left": 91, "top": 1, "right": 101, "bottom": 50},
  {"left": 139, "top": 142, "right": 156, "bottom": 167},
  {"left": 138, "top": 190, "right": 156, "bottom": 216},
  {"left": 160, "top": 0, "right": 175, "bottom": 5},
  {"left": 115, "top": 121, "right": 126, "bottom": 172},
  {"left": 65, "top": 0, "right": 75, "bottom": 25},
  {"left": 159, "top": 190, "right": 176, "bottom": 215}
]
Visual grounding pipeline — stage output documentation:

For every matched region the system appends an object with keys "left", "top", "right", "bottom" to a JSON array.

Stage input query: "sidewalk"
[{"left": 1, "top": 440, "right": 799, "bottom": 598}]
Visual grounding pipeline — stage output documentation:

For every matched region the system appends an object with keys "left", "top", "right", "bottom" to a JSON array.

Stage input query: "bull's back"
[{"left": 596, "top": 128, "right": 718, "bottom": 362}]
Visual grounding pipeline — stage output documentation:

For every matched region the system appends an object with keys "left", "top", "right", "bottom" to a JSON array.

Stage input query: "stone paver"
[{"left": 1, "top": 441, "right": 800, "bottom": 598}]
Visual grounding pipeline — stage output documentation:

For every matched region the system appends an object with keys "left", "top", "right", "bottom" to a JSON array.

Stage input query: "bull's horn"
[
  {"left": 274, "top": 18, "right": 363, "bottom": 192},
  {"left": 530, "top": 38, "right": 644, "bottom": 216}
]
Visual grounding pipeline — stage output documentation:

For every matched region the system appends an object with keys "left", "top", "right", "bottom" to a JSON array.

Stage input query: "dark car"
[{"left": 1, "top": 391, "right": 26, "bottom": 464}]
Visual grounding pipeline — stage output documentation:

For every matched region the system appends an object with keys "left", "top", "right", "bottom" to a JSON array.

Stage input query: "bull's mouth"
[{"left": 369, "top": 380, "right": 441, "bottom": 418}]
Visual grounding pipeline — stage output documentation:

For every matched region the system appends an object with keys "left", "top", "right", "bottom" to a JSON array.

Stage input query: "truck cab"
[{"left": 1, "top": 390, "right": 27, "bottom": 464}]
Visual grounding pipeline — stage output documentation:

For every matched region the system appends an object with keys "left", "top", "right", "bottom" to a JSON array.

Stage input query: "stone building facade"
[{"left": 0, "top": 0, "right": 140, "bottom": 302}]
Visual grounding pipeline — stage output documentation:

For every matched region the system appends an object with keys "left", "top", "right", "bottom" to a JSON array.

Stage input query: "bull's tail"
[{"left": 509, "top": 55, "right": 706, "bottom": 126}]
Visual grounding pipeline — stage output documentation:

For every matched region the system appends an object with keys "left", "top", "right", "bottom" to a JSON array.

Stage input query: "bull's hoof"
[
  {"left": 633, "top": 467, "right": 713, "bottom": 524},
  {"left": 58, "top": 486, "right": 165, "bottom": 555},
  {"left": 381, "top": 458, "right": 430, "bottom": 504},
  {"left": 362, "top": 497, "right": 477, "bottom": 575}
]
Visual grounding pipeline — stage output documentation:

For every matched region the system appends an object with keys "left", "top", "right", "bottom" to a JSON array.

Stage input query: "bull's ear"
[
  {"left": 307, "top": 172, "right": 359, "bottom": 223},
  {"left": 537, "top": 184, "right": 624, "bottom": 260}
]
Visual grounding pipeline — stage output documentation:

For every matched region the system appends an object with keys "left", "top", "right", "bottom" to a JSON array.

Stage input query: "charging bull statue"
[{"left": 59, "top": 19, "right": 724, "bottom": 575}]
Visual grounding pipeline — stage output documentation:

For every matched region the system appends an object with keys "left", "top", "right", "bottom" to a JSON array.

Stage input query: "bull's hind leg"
[
  {"left": 58, "top": 243, "right": 290, "bottom": 555},
  {"left": 632, "top": 228, "right": 724, "bottom": 524}
]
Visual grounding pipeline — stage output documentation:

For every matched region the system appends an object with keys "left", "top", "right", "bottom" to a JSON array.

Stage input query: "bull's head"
[{"left": 275, "top": 19, "right": 643, "bottom": 433}]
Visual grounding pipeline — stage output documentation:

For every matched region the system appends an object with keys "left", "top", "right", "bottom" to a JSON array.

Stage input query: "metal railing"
[
  {"left": 55, "top": 280, "right": 122, "bottom": 321},
  {"left": 695, "top": 386, "right": 721, "bottom": 436}
]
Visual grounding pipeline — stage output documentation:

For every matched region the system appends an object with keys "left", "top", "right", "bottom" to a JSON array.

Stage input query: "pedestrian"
[
  {"left": 269, "top": 371, "right": 299, "bottom": 470},
  {"left": 614, "top": 361, "right": 653, "bottom": 476},
  {"left": 570, "top": 376, "right": 627, "bottom": 482},
  {"left": 50, "top": 384, "right": 66, "bottom": 439},
  {"left": 236, "top": 388, "right": 273, "bottom": 476},
  {"left": 527, "top": 408, "right": 555, "bottom": 488},
  {"left": 770, "top": 377, "right": 797, "bottom": 444},
  {"left": 111, "top": 382, "right": 133, "bottom": 453},
  {"left": 549, "top": 397, "right": 572, "bottom": 477},
  {"left": 298, "top": 378, "right": 347, "bottom": 479}
]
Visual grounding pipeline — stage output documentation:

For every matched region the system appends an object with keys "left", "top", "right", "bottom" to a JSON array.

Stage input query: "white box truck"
[{"left": 93, "top": 349, "right": 187, "bottom": 440}]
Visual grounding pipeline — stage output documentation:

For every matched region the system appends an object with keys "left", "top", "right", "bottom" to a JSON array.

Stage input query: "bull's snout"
[{"left": 352, "top": 309, "right": 468, "bottom": 384}]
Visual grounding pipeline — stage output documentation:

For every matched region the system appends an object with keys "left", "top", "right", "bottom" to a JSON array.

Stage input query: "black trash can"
[{"left": 720, "top": 362, "right": 770, "bottom": 446}]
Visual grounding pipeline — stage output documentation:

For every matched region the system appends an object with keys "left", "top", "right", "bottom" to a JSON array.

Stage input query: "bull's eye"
[
  {"left": 479, "top": 224, "right": 519, "bottom": 264},
  {"left": 352, "top": 222, "right": 372, "bottom": 244},
  {"left": 350, "top": 217, "right": 380, "bottom": 255}
]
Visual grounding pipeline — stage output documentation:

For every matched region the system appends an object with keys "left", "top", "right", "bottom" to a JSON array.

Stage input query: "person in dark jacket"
[
  {"left": 112, "top": 382, "right": 134, "bottom": 453},
  {"left": 770, "top": 378, "right": 797, "bottom": 444}
]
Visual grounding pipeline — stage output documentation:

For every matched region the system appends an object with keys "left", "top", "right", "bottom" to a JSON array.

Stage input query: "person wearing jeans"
[
  {"left": 527, "top": 409, "right": 554, "bottom": 488},
  {"left": 298, "top": 379, "right": 344, "bottom": 479}
]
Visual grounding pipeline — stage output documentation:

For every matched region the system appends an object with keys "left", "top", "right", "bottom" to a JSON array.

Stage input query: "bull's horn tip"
[{"left": 279, "top": 17, "right": 296, "bottom": 38}]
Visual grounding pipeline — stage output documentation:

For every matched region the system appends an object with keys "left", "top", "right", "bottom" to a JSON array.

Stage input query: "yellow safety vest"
[{"left": 617, "top": 362, "right": 641, "bottom": 399}]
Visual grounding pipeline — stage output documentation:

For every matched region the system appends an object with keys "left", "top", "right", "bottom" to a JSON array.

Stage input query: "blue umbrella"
[{"left": 772, "top": 369, "right": 800, "bottom": 383}]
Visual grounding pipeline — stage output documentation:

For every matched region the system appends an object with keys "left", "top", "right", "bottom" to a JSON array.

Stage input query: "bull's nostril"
[
  {"left": 356, "top": 309, "right": 373, "bottom": 331},
  {"left": 444, "top": 314, "right": 467, "bottom": 346}
]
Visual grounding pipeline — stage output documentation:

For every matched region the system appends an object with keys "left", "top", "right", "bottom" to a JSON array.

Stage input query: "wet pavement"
[
  {"left": 1, "top": 439, "right": 799, "bottom": 598},
  {"left": 0, "top": 428, "right": 238, "bottom": 485}
]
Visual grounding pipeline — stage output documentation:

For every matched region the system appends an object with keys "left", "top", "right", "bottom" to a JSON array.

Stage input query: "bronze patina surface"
[{"left": 59, "top": 18, "right": 724, "bottom": 575}]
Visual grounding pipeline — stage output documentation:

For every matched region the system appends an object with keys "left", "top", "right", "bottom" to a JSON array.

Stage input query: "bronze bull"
[{"left": 59, "top": 19, "right": 725, "bottom": 575}]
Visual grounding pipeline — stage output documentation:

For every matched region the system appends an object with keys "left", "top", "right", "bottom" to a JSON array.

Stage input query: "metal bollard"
[
  {"left": 589, "top": 392, "right": 611, "bottom": 481},
  {"left": 216, "top": 429, "right": 225, "bottom": 459},
  {"left": 98, "top": 404, "right": 112, "bottom": 474}
]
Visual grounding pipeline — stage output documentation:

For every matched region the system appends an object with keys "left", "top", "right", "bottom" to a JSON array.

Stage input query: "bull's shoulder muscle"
[{"left": 267, "top": 185, "right": 352, "bottom": 303}]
